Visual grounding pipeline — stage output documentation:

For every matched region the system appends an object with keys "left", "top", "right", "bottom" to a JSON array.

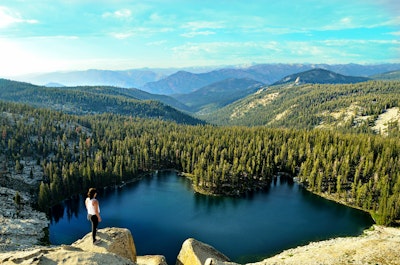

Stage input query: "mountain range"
[
  {"left": 12, "top": 63, "right": 400, "bottom": 95},
  {"left": 2, "top": 66, "right": 400, "bottom": 133}
]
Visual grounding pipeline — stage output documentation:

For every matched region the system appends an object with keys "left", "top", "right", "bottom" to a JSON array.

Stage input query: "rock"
[
  {"left": 137, "top": 255, "right": 168, "bottom": 265},
  {"left": 250, "top": 225, "right": 400, "bottom": 265},
  {"left": 204, "top": 258, "right": 240, "bottom": 265},
  {"left": 0, "top": 246, "right": 136, "bottom": 265},
  {"left": 0, "top": 187, "right": 48, "bottom": 252},
  {"left": 0, "top": 227, "right": 137, "bottom": 265},
  {"left": 72, "top": 227, "right": 137, "bottom": 263},
  {"left": 176, "top": 238, "right": 231, "bottom": 265}
]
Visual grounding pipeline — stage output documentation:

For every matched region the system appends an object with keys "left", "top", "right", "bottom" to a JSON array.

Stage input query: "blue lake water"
[{"left": 49, "top": 170, "right": 374, "bottom": 264}]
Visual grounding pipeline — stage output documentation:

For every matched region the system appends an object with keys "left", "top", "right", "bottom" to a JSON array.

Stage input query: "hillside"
[
  {"left": 171, "top": 78, "right": 264, "bottom": 113},
  {"left": 371, "top": 70, "right": 400, "bottom": 80},
  {"left": 202, "top": 80, "right": 400, "bottom": 135},
  {"left": 0, "top": 79, "right": 203, "bottom": 125},
  {"left": 272, "top": 68, "right": 370, "bottom": 85}
]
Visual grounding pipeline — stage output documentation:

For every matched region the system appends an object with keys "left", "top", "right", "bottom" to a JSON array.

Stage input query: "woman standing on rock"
[{"left": 85, "top": 188, "right": 102, "bottom": 244}]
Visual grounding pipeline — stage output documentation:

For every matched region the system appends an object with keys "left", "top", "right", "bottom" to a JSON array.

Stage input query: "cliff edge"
[{"left": 1, "top": 225, "right": 400, "bottom": 265}]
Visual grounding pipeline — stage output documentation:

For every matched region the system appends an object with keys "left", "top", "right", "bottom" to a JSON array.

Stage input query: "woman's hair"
[{"left": 87, "top": 188, "right": 97, "bottom": 199}]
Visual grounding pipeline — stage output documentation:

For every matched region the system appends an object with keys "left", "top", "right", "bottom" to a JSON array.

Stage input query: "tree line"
[{"left": 0, "top": 100, "right": 399, "bottom": 225}]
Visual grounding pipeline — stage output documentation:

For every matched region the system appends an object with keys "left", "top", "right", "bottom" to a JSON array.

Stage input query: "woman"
[{"left": 85, "top": 188, "right": 102, "bottom": 244}]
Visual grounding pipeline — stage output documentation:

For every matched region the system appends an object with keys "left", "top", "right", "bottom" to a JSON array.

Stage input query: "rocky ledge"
[
  {"left": 0, "top": 187, "right": 48, "bottom": 252},
  {"left": 1, "top": 225, "right": 400, "bottom": 265}
]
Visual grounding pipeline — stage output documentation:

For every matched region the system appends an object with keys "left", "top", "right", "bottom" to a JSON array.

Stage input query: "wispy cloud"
[
  {"left": 181, "top": 21, "right": 225, "bottom": 31},
  {"left": 171, "top": 39, "right": 399, "bottom": 64},
  {"left": 181, "top": 20, "right": 225, "bottom": 38},
  {"left": 102, "top": 8, "right": 132, "bottom": 19},
  {"left": 110, "top": 27, "right": 173, "bottom": 39},
  {"left": 0, "top": 6, "right": 38, "bottom": 28},
  {"left": 181, "top": 31, "right": 215, "bottom": 38},
  {"left": 146, "top": 40, "right": 167, "bottom": 46}
]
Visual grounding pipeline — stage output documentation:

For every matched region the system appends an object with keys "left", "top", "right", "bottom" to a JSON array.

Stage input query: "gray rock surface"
[{"left": 0, "top": 187, "right": 48, "bottom": 251}]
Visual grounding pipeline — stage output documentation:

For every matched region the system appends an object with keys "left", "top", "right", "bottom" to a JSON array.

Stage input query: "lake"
[{"left": 49, "top": 170, "right": 374, "bottom": 264}]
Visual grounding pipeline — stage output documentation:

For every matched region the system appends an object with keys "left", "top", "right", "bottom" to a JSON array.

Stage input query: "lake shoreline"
[{"left": 1, "top": 169, "right": 378, "bottom": 264}]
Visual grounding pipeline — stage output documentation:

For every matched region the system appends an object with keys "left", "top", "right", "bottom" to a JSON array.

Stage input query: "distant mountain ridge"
[
  {"left": 10, "top": 63, "right": 400, "bottom": 95},
  {"left": 171, "top": 78, "right": 265, "bottom": 113},
  {"left": 140, "top": 68, "right": 267, "bottom": 94},
  {"left": 273, "top": 68, "right": 370, "bottom": 85},
  {"left": 16, "top": 69, "right": 166, "bottom": 88},
  {"left": 371, "top": 70, "right": 400, "bottom": 80}
]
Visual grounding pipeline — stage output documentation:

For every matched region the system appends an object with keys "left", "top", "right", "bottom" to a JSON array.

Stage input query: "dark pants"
[{"left": 89, "top": 215, "right": 99, "bottom": 242}]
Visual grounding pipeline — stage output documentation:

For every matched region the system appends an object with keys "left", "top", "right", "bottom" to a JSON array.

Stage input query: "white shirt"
[{"left": 86, "top": 198, "right": 100, "bottom": 215}]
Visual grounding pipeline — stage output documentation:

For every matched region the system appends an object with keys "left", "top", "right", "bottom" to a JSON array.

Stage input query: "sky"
[{"left": 0, "top": 0, "right": 399, "bottom": 76}]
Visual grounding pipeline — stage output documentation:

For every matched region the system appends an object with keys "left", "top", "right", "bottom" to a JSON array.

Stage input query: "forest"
[
  {"left": 205, "top": 80, "right": 400, "bottom": 132},
  {"left": 1, "top": 100, "right": 399, "bottom": 225}
]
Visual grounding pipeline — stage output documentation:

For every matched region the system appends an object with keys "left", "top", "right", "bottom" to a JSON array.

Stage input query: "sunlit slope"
[{"left": 203, "top": 80, "right": 400, "bottom": 135}]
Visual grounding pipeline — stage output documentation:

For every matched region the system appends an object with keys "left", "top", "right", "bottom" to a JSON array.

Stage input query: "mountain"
[
  {"left": 140, "top": 63, "right": 400, "bottom": 94},
  {"left": 45, "top": 82, "right": 65, "bottom": 87},
  {"left": 202, "top": 80, "right": 400, "bottom": 133},
  {"left": 171, "top": 78, "right": 265, "bottom": 114},
  {"left": 0, "top": 79, "right": 204, "bottom": 125},
  {"left": 139, "top": 69, "right": 265, "bottom": 95},
  {"left": 272, "top": 68, "right": 370, "bottom": 85},
  {"left": 15, "top": 69, "right": 166, "bottom": 88},
  {"left": 9, "top": 63, "right": 400, "bottom": 95},
  {"left": 371, "top": 70, "right": 400, "bottom": 80}
]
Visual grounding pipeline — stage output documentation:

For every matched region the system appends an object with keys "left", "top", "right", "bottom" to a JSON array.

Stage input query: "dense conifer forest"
[
  {"left": 1, "top": 100, "right": 399, "bottom": 225},
  {"left": 205, "top": 81, "right": 400, "bottom": 131}
]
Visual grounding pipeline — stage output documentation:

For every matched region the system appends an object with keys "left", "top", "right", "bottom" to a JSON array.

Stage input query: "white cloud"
[
  {"left": 181, "top": 21, "right": 225, "bottom": 31},
  {"left": 0, "top": 6, "right": 38, "bottom": 28},
  {"left": 146, "top": 40, "right": 167, "bottom": 46},
  {"left": 109, "top": 26, "right": 173, "bottom": 39},
  {"left": 388, "top": 31, "right": 400, "bottom": 36},
  {"left": 111, "top": 32, "right": 133, "bottom": 39},
  {"left": 170, "top": 39, "right": 400, "bottom": 65},
  {"left": 102, "top": 8, "right": 132, "bottom": 19},
  {"left": 180, "top": 21, "right": 224, "bottom": 38},
  {"left": 181, "top": 30, "right": 215, "bottom": 38}
]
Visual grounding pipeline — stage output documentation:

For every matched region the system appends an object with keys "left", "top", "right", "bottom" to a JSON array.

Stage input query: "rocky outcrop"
[
  {"left": 176, "top": 238, "right": 231, "bottom": 265},
  {"left": 0, "top": 245, "right": 136, "bottom": 265},
  {"left": 252, "top": 225, "right": 400, "bottom": 265},
  {"left": 0, "top": 227, "right": 161, "bottom": 265},
  {"left": 137, "top": 255, "right": 168, "bottom": 265},
  {"left": 0, "top": 187, "right": 48, "bottom": 252},
  {"left": 72, "top": 227, "right": 137, "bottom": 262}
]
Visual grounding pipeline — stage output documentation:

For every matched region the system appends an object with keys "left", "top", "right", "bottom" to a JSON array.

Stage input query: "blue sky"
[{"left": 1, "top": 0, "right": 399, "bottom": 76}]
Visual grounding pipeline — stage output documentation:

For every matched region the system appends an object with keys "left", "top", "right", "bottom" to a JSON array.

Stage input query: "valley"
[{"left": 1, "top": 63, "right": 400, "bottom": 264}]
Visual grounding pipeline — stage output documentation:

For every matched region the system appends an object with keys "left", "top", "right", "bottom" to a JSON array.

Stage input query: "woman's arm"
[{"left": 92, "top": 200, "right": 102, "bottom": 222}]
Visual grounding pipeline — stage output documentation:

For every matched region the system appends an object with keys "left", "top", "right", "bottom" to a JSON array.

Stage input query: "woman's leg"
[{"left": 90, "top": 215, "right": 99, "bottom": 242}]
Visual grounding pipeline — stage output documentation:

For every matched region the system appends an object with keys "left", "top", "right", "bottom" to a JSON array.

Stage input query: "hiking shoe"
[{"left": 93, "top": 239, "right": 101, "bottom": 245}]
